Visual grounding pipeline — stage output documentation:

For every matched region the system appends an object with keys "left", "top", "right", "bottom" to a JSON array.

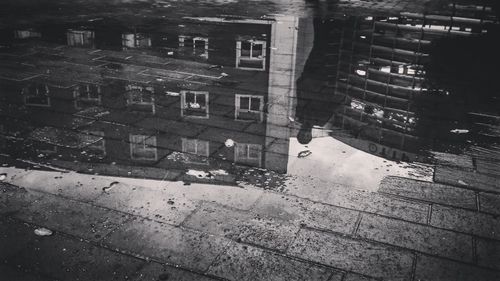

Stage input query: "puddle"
[{"left": 0, "top": 0, "right": 499, "bottom": 192}]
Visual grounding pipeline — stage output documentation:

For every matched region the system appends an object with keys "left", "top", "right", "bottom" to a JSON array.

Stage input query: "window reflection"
[
  {"left": 74, "top": 84, "right": 101, "bottom": 109},
  {"left": 181, "top": 91, "right": 209, "bottom": 118},
  {"left": 125, "top": 85, "right": 155, "bottom": 114},
  {"left": 181, "top": 138, "right": 209, "bottom": 164},
  {"left": 234, "top": 143, "right": 262, "bottom": 167},
  {"left": 66, "top": 29, "right": 95, "bottom": 47},
  {"left": 236, "top": 39, "right": 266, "bottom": 70},
  {"left": 129, "top": 134, "right": 157, "bottom": 161},
  {"left": 235, "top": 94, "right": 264, "bottom": 122},
  {"left": 23, "top": 83, "right": 50, "bottom": 107}
]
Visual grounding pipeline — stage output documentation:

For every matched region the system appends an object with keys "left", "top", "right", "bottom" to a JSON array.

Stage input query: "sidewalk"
[{"left": 1, "top": 162, "right": 500, "bottom": 280}]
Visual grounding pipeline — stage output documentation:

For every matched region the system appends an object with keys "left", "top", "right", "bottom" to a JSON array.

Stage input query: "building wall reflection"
[
  {"left": 0, "top": 16, "right": 302, "bottom": 183},
  {"left": 329, "top": 3, "right": 498, "bottom": 162}
]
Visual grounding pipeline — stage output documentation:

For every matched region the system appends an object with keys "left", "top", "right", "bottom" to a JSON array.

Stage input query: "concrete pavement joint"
[
  {"left": 434, "top": 174, "right": 500, "bottom": 195},
  {"left": 426, "top": 203, "right": 432, "bottom": 225},
  {"left": 476, "top": 191, "right": 481, "bottom": 211},
  {"left": 247, "top": 191, "right": 266, "bottom": 210},
  {"left": 205, "top": 239, "right": 234, "bottom": 277},
  {"left": 178, "top": 201, "right": 204, "bottom": 228},
  {"left": 222, "top": 237, "right": 352, "bottom": 278},
  {"left": 298, "top": 224, "right": 498, "bottom": 270},
  {"left": 472, "top": 236, "right": 478, "bottom": 265},
  {"left": 377, "top": 189, "right": 500, "bottom": 217},
  {"left": 20, "top": 187, "right": 184, "bottom": 228},
  {"left": 254, "top": 187, "right": 500, "bottom": 242},
  {"left": 96, "top": 213, "right": 136, "bottom": 244},
  {"left": 352, "top": 212, "right": 363, "bottom": 235},
  {"left": 410, "top": 252, "right": 418, "bottom": 281}
]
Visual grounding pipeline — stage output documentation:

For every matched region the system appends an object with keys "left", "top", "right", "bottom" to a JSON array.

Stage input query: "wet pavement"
[{"left": 0, "top": 0, "right": 500, "bottom": 280}]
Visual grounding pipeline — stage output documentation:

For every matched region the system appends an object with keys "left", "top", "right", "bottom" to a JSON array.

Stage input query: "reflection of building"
[
  {"left": 3, "top": 3, "right": 494, "bottom": 179},
  {"left": 330, "top": 5, "right": 498, "bottom": 161},
  {"left": 0, "top": 16, "right": 311, "bottom": 181}
]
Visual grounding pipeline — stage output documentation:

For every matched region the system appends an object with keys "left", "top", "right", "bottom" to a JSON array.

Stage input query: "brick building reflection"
[{"left": 0, "top": 16, "right": 311, "bottom": 183}]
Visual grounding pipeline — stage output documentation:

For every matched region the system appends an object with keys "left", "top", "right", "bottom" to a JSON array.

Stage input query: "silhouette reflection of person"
[{"left": 295, "top": 18, "right": 345, "bottom": 145}]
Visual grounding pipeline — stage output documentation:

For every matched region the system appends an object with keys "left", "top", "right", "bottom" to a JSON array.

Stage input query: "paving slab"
[
  {"left": 476, "top": 238, "right": 500, "bottom": 271},
  {"left": 252, "top": 192, "right": 359, "bottom": 234},
  {"left": 414, "top": 254, "right": 500, "bottom": 281},
  {"left": 163, "top": 182, "right": 264, "bottom": 210},
  {"left": 182, "top": 202, "right": 299, "bottom": 251},
  {"left": 0, "top": 264, "right": 53, "bottom": 281},
  {"left": 324, "top": 186, "right": 430, "bottom": 224},
  {"left": 5, "top": 169, "right": 107, "bottom": 202},
  {"left": 356, "top": 214, "right": 473, "bottom": 262},
  {"left": 103, "top": 217, "right": 231, "bottom": 272},
  {"left": 94, "top": 182, "right": 198, "bottom": 226},
  {"left": 431, "top": 151, "right": 474, "bottom": 170},
  {"left": 479, "top": 192, "right": 500, "bottom": 215},
  {"left": 0, "top": 217, "right": 40, "bottom": 261},
  {"left": 208, "top": 242, "right": 339, "bottom": 281},
  {"left": 429, "top": 205, "right": 500, "bottom": 240},
  {"left": 1, "top": 218, "right": 146, "bottom": 281},
  {"left": 435, "top": 166, "right": 500, "bottom": 193},
  {"left": 475, "top": 158, "right": 500, "bottom": 177},
  {"left": 12, "top": 191, "right": 129, "bottom": 242},
  {"left": 0, "top": 167, "right": 35, "bottom": 180},
  {"left": 287, "top": 228, "right": 414, "bottom": 280},
  {"left": 131, "top": 262, "right": 218, "bottom": 281},
  {"left": 283, "top": 176, "right": 340, "bottom": 202},
  {"left": 0, "top": 182, "right": 43, "bottom": 215},
  {"left": 379, "top": 176, "right": 477, "bottom": 210}
]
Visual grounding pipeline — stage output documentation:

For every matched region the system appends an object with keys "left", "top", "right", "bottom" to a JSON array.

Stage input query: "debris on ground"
[
  {"left": 186, "top": 170, "right": 213, "bottom": 179},
  {"left": 102, "top": 181, "right": 119, "bottom": 192},
  {"left": 210, "top": 169, "right": 229, "bottom": 176},
  {"left": 450, "top": 129, "right": 469, "bottom": 134},
  {"left": 0, "top": 173, "right": 6, "bottom": 181},
  {"left": 34, "top": 227, "right": 53, "bottom": 236},
  {"left": 298, "top": 150, "right": 312, "bottom": 158}
]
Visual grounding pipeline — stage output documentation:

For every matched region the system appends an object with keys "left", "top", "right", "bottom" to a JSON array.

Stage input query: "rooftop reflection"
[{"left": 0, "top": 4, "right": 499, "bottom": 190}]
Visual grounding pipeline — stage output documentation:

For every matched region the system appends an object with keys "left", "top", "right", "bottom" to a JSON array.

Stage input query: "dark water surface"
[{"left": 0, "top": 0, "right": 499, "bottom": 190}]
